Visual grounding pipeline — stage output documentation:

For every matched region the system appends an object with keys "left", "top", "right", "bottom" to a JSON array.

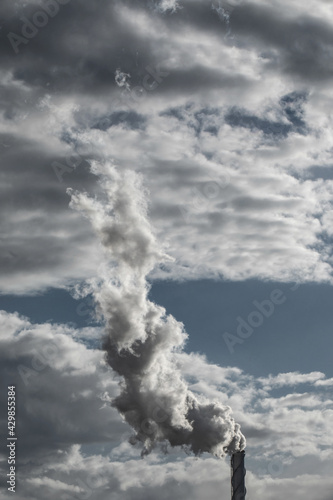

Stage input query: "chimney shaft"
[{"left": 231, "top": 451, "right": 246, "bottom": 500}]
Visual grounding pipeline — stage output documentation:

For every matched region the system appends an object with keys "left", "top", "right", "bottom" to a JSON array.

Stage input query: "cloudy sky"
[{"left": 1, "top": 0, "right": 333, "bottom": 499}]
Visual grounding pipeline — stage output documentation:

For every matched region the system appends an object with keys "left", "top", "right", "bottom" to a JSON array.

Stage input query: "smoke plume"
[{"left": 69, "top": 162, "right": 246, "bottom": 458}]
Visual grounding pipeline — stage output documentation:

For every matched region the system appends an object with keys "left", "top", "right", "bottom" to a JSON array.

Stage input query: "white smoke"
[
  {"left": 115, "top": 69, "right": 131, "bottom": 91},
  {"left": 212, "top": 2, "right": 230, "bottom": 25},
  {"left": 68, "top": 161, "right": 245, "bottom": 458},
  {"left": 154, "top": 0, "right": 181, "bottom": 13}
]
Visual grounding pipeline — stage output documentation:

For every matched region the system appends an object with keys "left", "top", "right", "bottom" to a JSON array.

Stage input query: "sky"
[{"left": 1, "top": 0, "right": 333, "bottom": 499}]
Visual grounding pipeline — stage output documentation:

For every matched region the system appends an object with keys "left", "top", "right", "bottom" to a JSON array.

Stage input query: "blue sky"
[
  {"left": 2, "top": 279, "right": 333, "bottom": 378},
  {"left": 1, "top": 1, "right": 333, "bottom": 499}
]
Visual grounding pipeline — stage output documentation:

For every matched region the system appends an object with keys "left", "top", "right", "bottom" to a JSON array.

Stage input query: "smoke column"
[{"left": 69, "top": 162, "right": 246, "bottom": 458}]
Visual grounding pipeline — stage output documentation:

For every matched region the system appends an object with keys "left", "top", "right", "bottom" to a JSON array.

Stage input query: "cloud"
[
  {"left": 1, "top": 0, "right": 333, "bottom": 292},
  {"left": 0, "top": 312, "right": 332, "bottom": 499},
  {"left": 0, "top": 310, "right": 125, "bottom": 466},
  {"left": 315, "top": 377, "right": 333, "bottom": 387},
  {"left": 258, "top": 371, "right": 326, "bottom": 389}
]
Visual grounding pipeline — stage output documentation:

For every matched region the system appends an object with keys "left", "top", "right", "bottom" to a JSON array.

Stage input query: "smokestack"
[{"left": 231, "top": 451, "right": 246, "bottom": 500}]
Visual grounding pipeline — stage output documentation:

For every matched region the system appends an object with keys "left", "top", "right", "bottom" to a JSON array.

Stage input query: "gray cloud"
[
  {"left": 0, "top": 313, "right": 332, "bottom": 499},
  {"left": 0, "top": 0, "right": 333, "bottom": 292},
  {"left": 0, "top": 312, "right": 124, "bottom": 469}
]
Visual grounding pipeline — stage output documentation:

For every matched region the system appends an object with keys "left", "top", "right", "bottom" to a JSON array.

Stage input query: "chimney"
[{"left": 231, "top": 451, "right": 246, "bottom": 500}]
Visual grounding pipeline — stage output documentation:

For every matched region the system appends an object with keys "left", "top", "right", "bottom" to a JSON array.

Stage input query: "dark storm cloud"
[
  {"left": 0, "top": 0, "right": 273, "bottom": 104},
  {"left": 158, "top": 66, "right": 252, "bottom": 95},
  {"left": 230, "top": 3, "right": 333, "bottom": 81},
  {"left": 1, "top": 0, "right": 333, "bottom": 290},
  {"left": 0, "top": 0, "right": 194, "bottom": 101},
  {"left": 0, "top": 0, "right": 332, "bottom": 108},
  {"left": 0, "top": 1, "right": 151, "bottom": 94},
  {"left": 0, "top": 134, "right": 98, "bottom": 213},
  {"left": 0, "top": 131, "right": 102, "bottom": 291},
  {"left": 144, "top": 0, "right": 230, "bottom": 36}
]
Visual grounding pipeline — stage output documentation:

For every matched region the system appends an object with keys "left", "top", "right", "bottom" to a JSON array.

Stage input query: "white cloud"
[
  {"left": 258, "top": 371, "right": 326, "bottom": 389},
  {"left": 315, "top": 377, "right": 333, "bottom": 387}
]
